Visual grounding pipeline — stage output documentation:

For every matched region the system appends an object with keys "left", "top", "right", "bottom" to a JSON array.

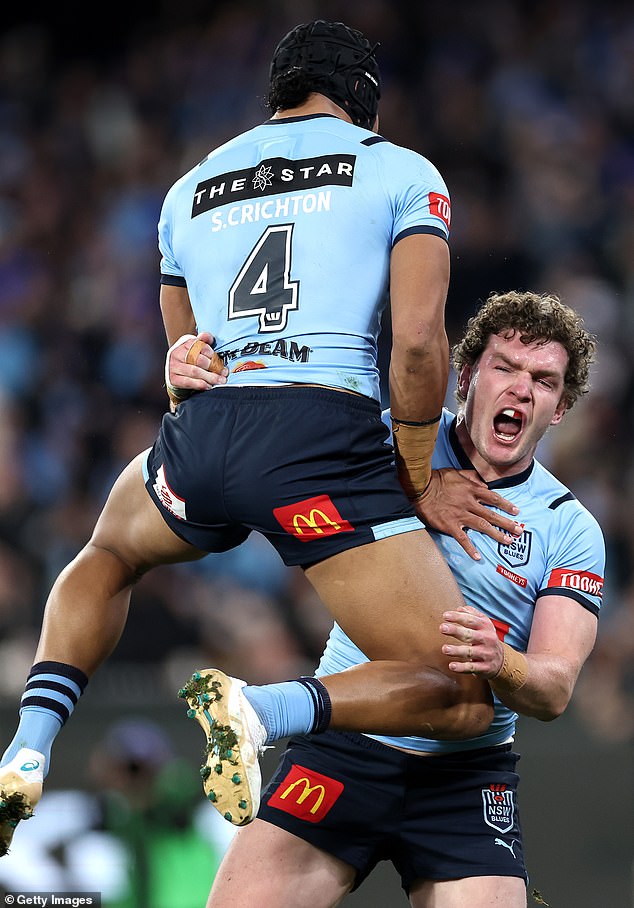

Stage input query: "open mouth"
[{"left": 493, "top": 407, "right": 523, "bottom": 442}]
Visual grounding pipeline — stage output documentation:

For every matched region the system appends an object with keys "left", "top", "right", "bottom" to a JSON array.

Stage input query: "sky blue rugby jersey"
[
  {"left": 158, "top": 114, "right": 450, "bottom": 401},
  {"left": 316, "top": 409, "right": 606, "bottom": 753}
]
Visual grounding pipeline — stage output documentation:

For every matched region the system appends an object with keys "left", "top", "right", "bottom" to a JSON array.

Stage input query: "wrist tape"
[
  {"left": 491, "top": 643, "right": 528, "bottom": 693},
  {"left": 391, "top": 414, "right": 441, "bottom": 501}
]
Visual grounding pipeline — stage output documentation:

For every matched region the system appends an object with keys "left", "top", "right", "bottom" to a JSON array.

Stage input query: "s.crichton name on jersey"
[
  {"left": 191, "top": 153, "right": 355, "bottom": 228},
  {"left": 208, "top": 193, "right": 332, "bottom": 232}
]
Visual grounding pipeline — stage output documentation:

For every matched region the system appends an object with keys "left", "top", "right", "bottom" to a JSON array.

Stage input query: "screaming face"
[{"left": 456, "top": 331, "right": 569, "bottom": 481}]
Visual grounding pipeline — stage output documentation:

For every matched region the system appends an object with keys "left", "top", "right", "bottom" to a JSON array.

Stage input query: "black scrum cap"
[{"left": 270, "top": 20, "right": 381, "bottom": 129}]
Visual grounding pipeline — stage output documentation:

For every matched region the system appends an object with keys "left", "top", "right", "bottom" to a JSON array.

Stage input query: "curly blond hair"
[{"left": 453, "top": 291, "right": 596, "bottom": 409}]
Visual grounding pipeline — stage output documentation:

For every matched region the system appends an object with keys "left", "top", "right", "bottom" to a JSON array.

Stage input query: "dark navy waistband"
[
  {"left": 196, "top": 384, "right": 381, "bottom": 415},
  {"left": 302, "top": 729, "right": 513, "bottom": 762}
]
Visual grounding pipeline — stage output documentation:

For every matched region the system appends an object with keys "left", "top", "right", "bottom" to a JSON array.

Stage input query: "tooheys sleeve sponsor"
[
  {"left": 191, "top": 154, "right": 356, "bottom": 217},
  {"left": 546, "top": 568, "right": 604, "bottom": 599},
  {"left": 540, "top": 559, "right": 604, "bottom": 617}
]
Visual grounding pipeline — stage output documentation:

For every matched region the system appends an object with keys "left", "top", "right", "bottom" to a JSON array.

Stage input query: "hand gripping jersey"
[
  {"left": 158, "top": 114, "right": 450, "bottom": 401},
  {"left": 317, "top": 409, "right": 606, "bottom": 753}
]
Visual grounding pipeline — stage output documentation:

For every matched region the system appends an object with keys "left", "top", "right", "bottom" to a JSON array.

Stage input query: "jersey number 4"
[{"left": 229, "top": 224, "right": 299, "bottom": 333}]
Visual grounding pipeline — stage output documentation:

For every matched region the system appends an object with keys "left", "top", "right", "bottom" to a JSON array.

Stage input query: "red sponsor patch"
[
  {"left": 547, "top": 568, "right": 603, "bottom": 598},
  {"left": 429, "top": 191, "right": 451, "bottom": 229},
  {"left": 496, "top": 564, "right": 527, "bottom": 588},
  {"left": 273, "top": 494, "right": 354, "bottom": 541},
  {"left": 268, "top": 764, "right": 344, "bottom": 822}
]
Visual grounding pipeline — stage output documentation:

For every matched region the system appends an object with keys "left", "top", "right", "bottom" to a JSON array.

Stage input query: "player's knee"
[
  {"left": 443, "top": 694, "right": 494, "bottom": 738},
  {"left": 406, "top": 667, "right": 494, "bottom": 739},
  {"left": 83, "top": 539, "right": 146, "bottom": 586}
]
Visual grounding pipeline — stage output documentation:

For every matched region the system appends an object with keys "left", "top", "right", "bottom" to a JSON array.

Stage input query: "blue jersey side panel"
[
  {"left": 316, "top": 409, "right": 606, "bottom": 752},
  {"left": 158, "top": 115, "right": 450, "bottom": 400}
]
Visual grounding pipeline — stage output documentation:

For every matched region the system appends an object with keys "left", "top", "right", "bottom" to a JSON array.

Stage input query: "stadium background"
[{"left": 0, "top": 0, "right": 631, "bottom": 904}]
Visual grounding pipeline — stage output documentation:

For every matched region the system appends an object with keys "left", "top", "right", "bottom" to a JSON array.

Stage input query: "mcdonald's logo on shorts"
[
  {"left": 267, "top": 764, "right": 344, "bottom": 822},
  {"left": 273, "top": 495, "right": 354, "bottom": 541}
]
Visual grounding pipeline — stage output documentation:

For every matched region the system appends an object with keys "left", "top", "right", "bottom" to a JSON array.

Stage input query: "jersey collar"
[
  {"left": 263, "top": 114, "right": 341, "bottom": 124},
  {"left": 448, "top": 416, "right": 535, "bottom": 489}
]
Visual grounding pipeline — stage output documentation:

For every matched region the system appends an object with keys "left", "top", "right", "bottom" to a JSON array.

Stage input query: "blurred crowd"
[{"left": 0, "top": 0, "right": 632, "bottom": 741}]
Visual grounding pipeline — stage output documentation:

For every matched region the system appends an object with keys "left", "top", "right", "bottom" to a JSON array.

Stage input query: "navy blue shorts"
[
  {"left": 258, "top": 730, "right": 527, "bottom": 893},
  {"left": 143, "top": 386, "right": 420, "bottom": 567}
]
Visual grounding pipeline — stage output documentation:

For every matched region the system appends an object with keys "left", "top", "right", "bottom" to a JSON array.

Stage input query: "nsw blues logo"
[
  {"left": 482, "top": 784, "right": 515, "bottom": 833},
  {"left": 498, "top": 524, "right": 532, "bottom": 568}
]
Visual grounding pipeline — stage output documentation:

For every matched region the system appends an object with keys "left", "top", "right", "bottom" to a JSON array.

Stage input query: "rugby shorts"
[
  {"left": 143, "top": 386, "right": 421, "bottom": 567},
  {"left": 258, "top": 730, "right": 527, "bottom": 893}
]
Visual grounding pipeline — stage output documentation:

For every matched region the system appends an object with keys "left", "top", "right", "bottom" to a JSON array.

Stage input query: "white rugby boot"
[
  {"left": 0, "top": 748, "right": 45, "bottom": 856},
  {"left": 179, "top": 669, "right": 267, "bottom": 826}
]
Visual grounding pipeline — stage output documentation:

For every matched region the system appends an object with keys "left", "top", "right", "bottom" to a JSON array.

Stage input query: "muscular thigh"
[
  {"left": 410, "top": 876, "right": 527, "bottom": 907},
  {"left": 305, "top": 529, "right": 466, "bottom": 665},
  {"left": 208, "top": 819, "right": 355, "bottom": 908},
  {"left": 91, "top": 452, "right": 208, "bottom": 570}
]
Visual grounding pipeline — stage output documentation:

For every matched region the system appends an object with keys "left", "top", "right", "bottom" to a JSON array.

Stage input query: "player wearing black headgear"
[{"left": 268, "top": 20, "right": 381, "bottom": 130}]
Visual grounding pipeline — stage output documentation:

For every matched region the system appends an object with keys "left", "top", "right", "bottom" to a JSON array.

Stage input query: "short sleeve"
[
  {"left": 537, "top": 507, "right": 606, "bottom": 617},
  {"left": 389, "top": 148, "right": 451, "bottom": 245},
  {"left": 158, "top": 186, "right": 184, "bottom": 280}
]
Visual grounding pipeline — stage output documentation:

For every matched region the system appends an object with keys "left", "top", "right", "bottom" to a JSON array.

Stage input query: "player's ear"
[
  {"left": 550, "top": 395, "right": 568, "bottom": 426},
  {"left": 457, "top": 364, "right": 472, "bottom": 398}
]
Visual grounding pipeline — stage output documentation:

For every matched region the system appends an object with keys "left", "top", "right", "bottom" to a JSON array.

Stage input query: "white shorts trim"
[{"left": 141, "top": 447, "right": 152, "bottom": 483}]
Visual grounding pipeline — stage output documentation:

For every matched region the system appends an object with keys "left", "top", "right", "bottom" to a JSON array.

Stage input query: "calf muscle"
[{"left": 323, "top": 661, "right": 492, "bottom": 739}]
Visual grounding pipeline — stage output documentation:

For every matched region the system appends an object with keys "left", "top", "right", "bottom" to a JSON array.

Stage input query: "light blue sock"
[
  {"left": 1, "top": 661, "right": 88, "bottom": 778},
  {"left": 1, "top": 708, "right": 63, "bottom": 775},
  {"left": 243, "top": 681, "right": 315, "bottom": 744}
]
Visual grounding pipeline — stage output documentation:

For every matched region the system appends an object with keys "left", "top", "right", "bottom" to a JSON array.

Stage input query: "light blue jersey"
[
  {"left": 158, "top": 114, "right": 450, "bottom": 401},
  {"left": 317, "top": 409, "right": 606, "bottom": 752}
]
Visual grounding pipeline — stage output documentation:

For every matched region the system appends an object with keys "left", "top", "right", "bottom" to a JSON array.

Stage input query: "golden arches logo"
[
  {"left": 273, "top": 494, "right": 354, "bottom": 541},
  {"left": 279, "top": 777, "right": 326, "bottom": 813},
  {"left": 292, "top": 509, "right": 341, "bottom": 535}
]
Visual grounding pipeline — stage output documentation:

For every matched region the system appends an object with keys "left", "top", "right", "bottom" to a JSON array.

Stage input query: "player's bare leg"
[
  {"left": 410, "top": 875, "right": 527, "bottom": 907},
  {"left": 34, "top": 451, "right": 208, "bottom": 673},
  {"left": 207, "top": 819, "right": 355, "bottom": 908}
]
